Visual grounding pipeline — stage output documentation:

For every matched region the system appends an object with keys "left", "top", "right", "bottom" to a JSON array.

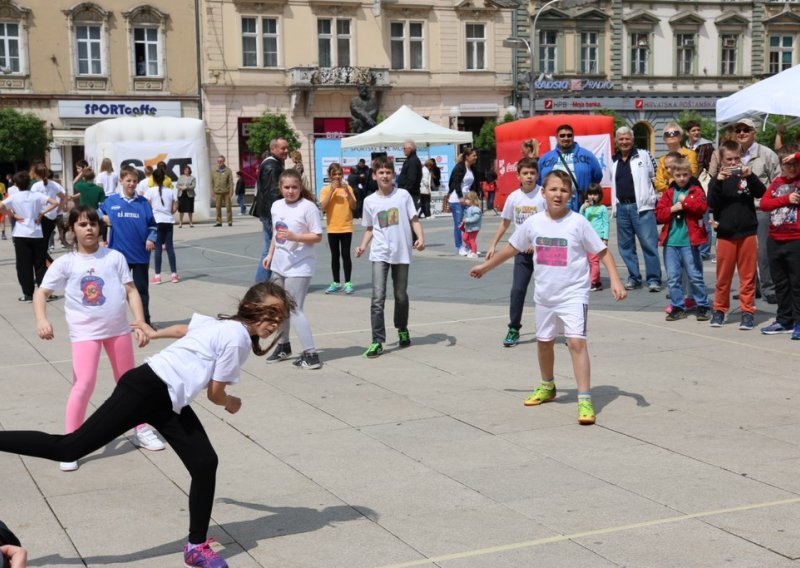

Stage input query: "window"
[
  {"left": 630, "top": 32, "right": 648, "bottom": 75},
  {"left": 720, "top": 34, "right": 737, "bottom": 75},
  {"left": 133, "top": 27, "right": 159, "bottom": 76},
  {"left": 0, "top": 22, "right": 20, "bottom": 73},
  {"left": 76, "top": 25, "right": 102, "bottom": 75},
  {"left": 539, "top": 30, "right": 557, "bottom": 74},
  {"left": 769, "top": 35, "right": 793, "bottom": 75},
  {"left": 580, "top": 32, "right": 598, "bottom": 74},
  {"left": 676, "top": 33, "right": 695, "bottom": 75},
  {"left": 318, "top": 18, "right": 350, "bottom": 67},
  {"left": 390, "top": 21, "right": 424, "bottom": 70},
  {"left": 465, "top": 23, "right": 485, "bottom": 70},
  {"left": 241, "top": 17, "right": 279, "bottom": 68}
]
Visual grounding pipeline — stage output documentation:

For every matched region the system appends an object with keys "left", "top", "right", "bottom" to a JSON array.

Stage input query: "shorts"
[{"left": 535, "top": 303, "right": 588, "bottom": 341}]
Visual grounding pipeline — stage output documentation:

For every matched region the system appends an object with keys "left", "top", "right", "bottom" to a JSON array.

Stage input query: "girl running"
[
  {"left": 319, "top": 162, "right": 356, "bottom": 294},
  {"left": 263, "top": 169, "right": 324, "bottom": 370},
  {"left": 0, "top": 281, "right": 294, "bottom": 568},
  {"left": 33, "top": 205, "right": 162, "bottom": 471},
  {"left": 146, "top": 168, "right": 179, "bottom": 283}
]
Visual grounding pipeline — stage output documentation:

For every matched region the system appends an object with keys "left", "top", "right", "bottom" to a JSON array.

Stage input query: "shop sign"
[
  {"left": 535, "top": 95, "right": 719, "bottom": 111},
  {"left": 58, "top": 100, "right": 183, "bottom": 119},
  {"left": 535, "top": 79, "right": 615, "bottom": 91}
]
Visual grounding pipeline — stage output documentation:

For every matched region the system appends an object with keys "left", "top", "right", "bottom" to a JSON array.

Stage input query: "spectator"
[
  {"left": 210, "top": 155, "right": 234, "bottom": 227},
  {"left": 655, "top": 123, "right": 698, "bottom": 193},
  {"left": 254, "top": 138, "right": 288, "bottom": 282},
  {"left": 235, "top": 170, "right": 246, "bottom": 215},
  {"left": 448, "top": 148, "right": 479, "bottom": 255},
  {"left": 347, "top": 158, "right": 369, "bottom": 219},
  {"left": 537, "top": 124, "right": 602, "bottom": 211},
  {"left": 96, "top": 158, "right": 119, "bottom": 197},
  {"left": 177, "top": 165, "right": 196, "bottom": 228},
  {"left": 396, "top": 140, "right": 423, "bottom": 215}
]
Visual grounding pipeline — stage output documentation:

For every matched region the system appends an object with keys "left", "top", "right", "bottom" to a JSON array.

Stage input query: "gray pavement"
[{"left": 0, "top": 212, "right": 799, "bottom": 567}]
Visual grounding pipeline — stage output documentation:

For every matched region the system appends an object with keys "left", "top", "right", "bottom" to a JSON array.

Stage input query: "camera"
[{"left": 729, "top": 166, "right": 743, "bottom": 176}]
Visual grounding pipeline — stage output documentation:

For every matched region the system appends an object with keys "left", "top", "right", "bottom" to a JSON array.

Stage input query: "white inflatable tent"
[{"left": 83, "top": 116, "right": 211, "bottom": 220}]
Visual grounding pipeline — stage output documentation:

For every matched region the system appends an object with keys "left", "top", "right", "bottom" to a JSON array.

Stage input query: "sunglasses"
[
  {"left": 734, "top": 128, "right": 753, "bottom": 134},
  {"left": 558, "top": 133, "right": 574, "bottom": 138},
  {"left": 664, "top": 130, "right": 681, "bottom": 137}
]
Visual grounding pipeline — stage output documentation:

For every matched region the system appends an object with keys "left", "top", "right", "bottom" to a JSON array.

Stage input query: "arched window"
[{"left": 632, "top": 121, "right": 652, "bottom": 153}]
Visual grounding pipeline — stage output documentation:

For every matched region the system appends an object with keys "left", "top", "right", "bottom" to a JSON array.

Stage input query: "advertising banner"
[{"left": 113, "top": 140, "right": 197, "bottom": 183}]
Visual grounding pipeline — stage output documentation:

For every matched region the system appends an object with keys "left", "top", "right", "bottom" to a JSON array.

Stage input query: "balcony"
[{"left": 289, "top": 66, "right": 390, "bottom": 89}]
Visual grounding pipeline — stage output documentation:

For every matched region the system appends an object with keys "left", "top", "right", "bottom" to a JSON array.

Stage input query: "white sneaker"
[
  {"left": 466, "top": 252, "right": 478, "bottom": 259},
  {"left": 59, "top": 461, "right": 79, "bottom": 472},
  {"left": 458, "top": 246, "right": 468, "bottom": 256},
  {"left": 133, "top": 425, "right": 165, "bottom": 451}
]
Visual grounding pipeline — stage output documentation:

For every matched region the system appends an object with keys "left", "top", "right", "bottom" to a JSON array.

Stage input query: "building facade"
[{"left": 0, "top": 0, "right": 200, "bottom": 183}]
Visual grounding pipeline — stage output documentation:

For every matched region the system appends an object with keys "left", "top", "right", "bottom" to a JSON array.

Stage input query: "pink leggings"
[{"left": 67, "top": 334, "right": 136, "bottom": 433}]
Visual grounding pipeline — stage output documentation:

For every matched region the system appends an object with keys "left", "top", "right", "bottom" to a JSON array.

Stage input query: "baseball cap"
[{"left": 734, "top": 118, "right": 756, "bottom": 130}]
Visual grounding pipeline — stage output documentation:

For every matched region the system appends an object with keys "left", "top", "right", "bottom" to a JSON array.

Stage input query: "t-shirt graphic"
[
  {"left": 274, "top": 221, "right": 288, "bottom": 243},
  {"left": 377, "top": 207, "right": 400, "bottom": 229},
  {"left": 514, "top": 205, "right": 539, "bottom": 226},
  {"left": 769, "top": 181, "right": 799, "bottom": 232},
  {"left": 553, "top": 152, "right": 575, "bottom": 177},
  {"left": 80, "top": 268, "right": 106, "bottom": 306},
  {"left": 535, "top": 237, "right": 568, "bottom": 266}
]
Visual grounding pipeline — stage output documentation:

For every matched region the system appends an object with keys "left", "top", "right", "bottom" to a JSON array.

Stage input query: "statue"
[{"left": 350, "top": 84, "right": 379, "bottom": 134}]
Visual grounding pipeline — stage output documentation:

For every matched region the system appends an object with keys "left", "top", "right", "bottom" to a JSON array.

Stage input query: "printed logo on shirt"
[
  {"left": 535, "top": 237, "right": 568, "bottom": 266},
  {"left": 275, "top": 221, "right": 288, "bottom": 244},
  {"left": 769, "top": 182, "right": 799, "bottom": 231},
  {"left": 514, "top": 205, "right": 539, "bottom": 226},
  {"left": 377, "top": 208, "right": 400, "bottom": 229},
  {"left": 81, "top": 268, "right": 106, "bottom": 306}
]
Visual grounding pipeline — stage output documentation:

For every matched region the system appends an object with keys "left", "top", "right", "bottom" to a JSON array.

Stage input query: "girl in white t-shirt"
[
  {"left": 0, "top": 281, "right": 293, "bottom": 568},
  {"left": 96, "top": 158, "right": 120, "bottom": 197},
  {"left": 33, "top": 205, "right": 164, "bottom": 472},
  {"left": 263, "top": 169, "right": 324, "bottom": 370},
  {"left": 146, "top": 168, "right": 179, "bottom": 283}
]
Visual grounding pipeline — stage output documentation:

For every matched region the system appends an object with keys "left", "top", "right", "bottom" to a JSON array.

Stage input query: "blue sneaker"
[
  {"left": 184, "top": 538, "right": 228, "bottom": 568},
  {"left": 792, "top": 324, "right": 800, "bottom": 341},
  {"left": 760, "top": 321, "right": 793, "bottom": 335}
]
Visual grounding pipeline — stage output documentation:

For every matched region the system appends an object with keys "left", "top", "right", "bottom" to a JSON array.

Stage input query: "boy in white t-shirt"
[
  {"left": 355, "top": 156, "right": 425, "bottom": 358},
  {"left": 471, "top": 171, "right": 627, "bottom": 425},
  {"left": 486, "top": 157, "right": 547, "bottom": 348}
]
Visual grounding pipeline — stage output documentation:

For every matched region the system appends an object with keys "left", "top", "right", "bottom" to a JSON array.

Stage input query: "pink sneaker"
[
  {"left": 171, "top": 273, "right": 180, "bottom": 283},
  {"left": 150, "top": 275, "right": 161, "bottom": 284},
  {"left": 183, "top": 538, "right": 228, "bottom": 568}
]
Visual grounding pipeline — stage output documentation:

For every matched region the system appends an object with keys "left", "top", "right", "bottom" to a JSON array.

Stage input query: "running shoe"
[
  {"left": 761, "top": 321, "right": 793, "bottom": 335},
  {"left": 171, "top": 273, "right": 180, "bottom": 283},
  {"left": 578, "top": 400, "right": 596, "bottom": 425},
  {"left": 343, "top": 282, "right": 354, "bottom": 294},
  {"left": 292, "top": 352, "right": 322, "bottom": 370},
  {"left": 695, "top": 307, "right": 712, "bottom": 322},
  {"left": 503, "top": 327, "right": 520, "bottom": 347},
  {"left": 665, "top": 308, "right": 687, "bottom": 321},
  {"left": 325, "top": 282, "right": 342, "bottom": 294},
  {"left": 133, "top": 425, "right": 165, "bottom": 451},
  {"left": 648, "top": 283, "right": 662, "bottom": 293},
  {"left": 184, "top": 538, "right": 228, "bottom": 568},
  {"left": 624, "top": 280, "right": 642, "bottom": 290},
  {"left": 709, "top": 310, "right": 725, "bottom": 327},
  {"left": 17, "top": 295, "right": 32, "bottom": 302},
  {"left": 364, "top": 342, "right": 383, "bottom": 358},
  {"left": 150, "top": 274, "right": 162, "bottom": 284},
  {"left": 792, "top": 324, "right": 800, "bottom": 341},
  {"left": 739, "top": 313, "right": 755, "bottom": 331},
  {"left": 398, "top": 329, "right": 411, "bottom": 348},
  {"left": 59, "top": 461, "right": 79, "bottom": 472},
  {"left": 590, "top": 282, "right": 603, "bottom": 292},
  {"left": 266, "top": 342, "right": 292, "bottom": 363},
  {"left": 524, "top": 384, "right": 556, "bottom": 406}
]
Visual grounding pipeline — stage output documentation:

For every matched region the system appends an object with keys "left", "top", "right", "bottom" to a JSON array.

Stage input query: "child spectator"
[
  {"left": 706, "top": 140, "right": 766, "bottom": 329},
  {"left": 759, "top": 145, "right": 800, "bottom": 339},
  {"left": 470, "top": 170, "right": 627, "bottom": 425},
  {"left": 235, "top": 170, "right": 247, "bottom": 215},
  {"left": 99, "top": 165, "right": 157, "bottom": 326},
  {"left": 580, "top": 182, "right": 609, "bottom": 291},
  {"left": 72, "top": 167, "right": 106, "bottom": 209},
  {"left": 461, "top": 190, "right": 482, "bottom": 258},
  {"left": 655, "top": 157, "right": 712, "bottom": 321},
  {"left": 320, "top": 162, "right": 357, "bottom": 295},
  {"left": 146, "top": 168, "right": 179, "bottom": 284},
  {"left": 96, "top": 157, "right": 119, "bottom": 198},
  {"left": 355, "top": 155, "right": 425, "bottom": 358},
  {"left": 486, "top": 157, "right": 546, "bottom": 347}
]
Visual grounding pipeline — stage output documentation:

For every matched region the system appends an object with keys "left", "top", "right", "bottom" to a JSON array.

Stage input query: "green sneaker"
[
  {"left": 578, "top": 400, "right": 596, "bottom": 425},
  {"left": 343, "top": 282, "right": 354, "bottom": 294},
  {"left": 524, "top": 383, "right": 556, "bottom": 406},
  {"left": 503, "top": 327, "right": 520, "bottom": 347},
  {"left": 364, "top": 342, "right": 383, "bottom": 358},
  {"left": 325, "top": 282, "right": 342, "bottom": 294},
  {"left": 398, "top": 329, "right": 411, "bottom": 348}
]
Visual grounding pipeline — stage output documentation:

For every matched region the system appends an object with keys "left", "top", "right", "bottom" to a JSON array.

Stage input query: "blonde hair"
[
  {"left": 465, "top": 191, "right": 481, "bottom": 207},
  {"left": 100, "top": 158, "right": 113, "bottom": 173},
  {"left": 671, "top": 156, "right": 692, "bottom": 174}
]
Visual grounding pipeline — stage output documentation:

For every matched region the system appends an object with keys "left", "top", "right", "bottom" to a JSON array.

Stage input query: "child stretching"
[
  {"left": 33, "top": 206, "right": 157, "bottom": 471},
  {"left": 0, "top": 281, "right": 293, "bottom": 568},
  {"left": 580, "top": 183, "right": 609, "bottom": 291},
  {"left": 461, "top": 190, "right": 482, "bottom": 258},
  {"left": 655, "top": 157, "right": 712, "bottom": 322},
  {"left": 759, "top": 145, "right": 800, "bottom": 339},
  {"left": 706, "top": 140, "right": 766, "bottom": 329},
  {"left": 356, "top": 155, "right": 425, "bottom": 358},
  {"left": 486, "top": 157, "right": 546, "bottom": 347},
  {"left": 146, "top": 168, "right": 180, "bottom": 284},
  {"left": 263, "top": 169, "right": 324, "bottom": 369},
  {"left": 471, "top": 171, "right": 626, "bottom": 425}
]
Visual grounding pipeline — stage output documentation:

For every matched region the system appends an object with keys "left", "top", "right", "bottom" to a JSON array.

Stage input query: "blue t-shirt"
[
  {"left": 666, "top": 188, "right": 690, "bottom": 247},
  {"left": 99, "top": 193, "right": 157, "bottom": 264}
]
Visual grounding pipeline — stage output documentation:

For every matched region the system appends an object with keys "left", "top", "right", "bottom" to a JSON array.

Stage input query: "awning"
[{"left": 51, "top": 129, "right": 85, "bottom": 146}]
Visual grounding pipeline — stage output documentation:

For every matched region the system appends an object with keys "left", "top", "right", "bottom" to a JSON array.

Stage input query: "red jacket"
[
  {"left": 760, "top": 172, "right": 800, "bottom": 241},
  {"left": 655, "top": 182, "right": 708, "bottom": 246}
]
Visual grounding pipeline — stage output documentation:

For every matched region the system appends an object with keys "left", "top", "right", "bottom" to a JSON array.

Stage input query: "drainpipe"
[{"left": 194, "top": 0, "right": 203, "bottom": 119}]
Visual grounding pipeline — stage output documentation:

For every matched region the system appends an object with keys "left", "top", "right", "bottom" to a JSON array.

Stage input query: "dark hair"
[
  {"left": 778, "top": 143, "right": 799, "bottom": 159},
  {"left": 82, "top": 167, "right": 96, "bottom": 182},
  {"left": 665, "top": 151, "right": 683, "bottom": 161},
  {"left": 542, "top": 170, "right": 573, "bottom": 192},
  {"left": 327, "top": 162, "right": 343, "bottom": 176},
  {"left": 218, "top": 281, "right": 296, "bottom": 356},
  {"left": 13, "top": 170, "right": 30, "bottom": 191},
  {"left": 555, "top": 124, "right": 574, "bottom": 134},
  {"left": 157, "top": 161, "right": 167, "bottom": 171},
  {"left": 587, "top": 182, "right": 603, "bottom": 196},
  {"left": 34, "top": 164, "right": 50, "bottom": 181},
  {"left": 517, "top": 156, "right": 539, "bottom": 173},
  {"left": 458, "top": 148, "right": 477, "bottom": 163},
  {"left": 183, "top": 165, "right": 193, "bottom": 175},
  {"left": 67, "top": 205, "right": 100, "bottom": 230},
  {"left": 152, "top": 168, "right": 166, "bottom": 205},
  {"left": 684, "top": 120, "right": 701, "bottom": 131},
  {"left": 372, "top": 155, "right": 393, "bottom": 172},
  {"left": 279, "top": 168, "right": 315, "bottom": 202},
  {"left": 719, "top": 140, "right": 742, "bottom": 157}
]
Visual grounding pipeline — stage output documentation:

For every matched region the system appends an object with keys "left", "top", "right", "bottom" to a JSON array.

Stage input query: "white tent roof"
[
  {"left": 716, "top": 64, "right": 800, "bottom": 126},
  {"left": 340, "top": 105, "right": 473, "bottom": 149}
]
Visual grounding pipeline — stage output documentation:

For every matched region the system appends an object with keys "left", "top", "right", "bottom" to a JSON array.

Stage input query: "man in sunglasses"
[
  {"left": 733, "top": 118, "right": 781, "bottom": 304},
  {"left": 537, "top": 124, "right": 603, "bottom": 212}
]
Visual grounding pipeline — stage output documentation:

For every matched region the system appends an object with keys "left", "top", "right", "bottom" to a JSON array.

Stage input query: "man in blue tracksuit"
[
  {"left": 99, "top": 166, "right": 157, "bottom": 325},
  {"left": 537, "top": 123, "right": 603, "bottom": 212}
]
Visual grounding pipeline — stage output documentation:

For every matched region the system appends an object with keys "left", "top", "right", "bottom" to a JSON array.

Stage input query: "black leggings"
[
  {"left": 0, "top": 365, "right": 218, "bottom": 544},
  {"left": 328, "top": 232, "right": 353, "bottom": 283}
]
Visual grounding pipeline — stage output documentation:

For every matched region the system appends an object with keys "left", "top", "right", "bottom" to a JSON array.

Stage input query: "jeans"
[
  {"left": 450, "top": 202, "right": 464, "bottom": 250},
  {"left": 129, "top": 263, "right": 151, "bottom": 325},
  {"left": 255, "top": 217, "right": 273, "bottom": 283},
  {"left": 616, "top": 204, "right": 662, "bottom": 286},
  {"left": 756, "top": 210, "right": 774, "bottom": 297},
  {"left": 486, "top": 191, "right": 495, "bottom": 211},
  {"left": 698, "top": 210, "right": 713, "bottom": 258},
  {"left": 370, "top": 262, "right": 409, "bottom": 343},
  {"left": 664, "top": 246, "right": 709, "bottom": 310},
  {"left": 154, "top": 223, "right": 176, "bottom": 274},
  {"left": 768, "top": 237, "right": 800, "bottom": 325},
  {"left": 509, "top": 252, "right": 534, "bottom": 330},
  {"left": 236, "top": 193, "right": 246, "bottom": 215}
]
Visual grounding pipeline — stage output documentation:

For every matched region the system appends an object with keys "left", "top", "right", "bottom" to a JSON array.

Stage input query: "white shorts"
[{"left": 535, "top": 303, "right": 588, "bottom": 341}]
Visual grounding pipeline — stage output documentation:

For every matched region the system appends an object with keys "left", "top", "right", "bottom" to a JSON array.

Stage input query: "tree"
[
  {"left": 473, "top": 113, "right": 516, "bottom": 154},
  {"left": 676, "top": 110, "right": 716, "bottom": 141},
  {"left": 246, "top": 113, "right": 301, "bottom": 157},
  {"left": 753, "top": 115, "right": 800, "bottom": 149},
  {"left": 594, "top": 108, "right": 626, "bottom": 133},
  {"left": 0, "top": 108, "right": 48, "bottom": 166}
]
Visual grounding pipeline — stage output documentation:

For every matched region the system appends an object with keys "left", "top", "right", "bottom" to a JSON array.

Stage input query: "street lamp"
[{"left": 503, "top": 36, "right": 533, "bottom": 117}]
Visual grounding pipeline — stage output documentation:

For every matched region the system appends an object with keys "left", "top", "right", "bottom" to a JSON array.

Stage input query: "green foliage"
[
  {"left": 0, "top": 108, "right": 48, "bottom": 165},
  {"left": 474, "top": 119, "right": 498, "bottom": 152},
  {"left": 246, "top": 113, "right": 301, "bottom": 157},
  {"left": 594, "top": 108, "right": 626, "bottom": 133},
  {"left": 755, "top": 115, "right": 800, "bottom": 148},
  {"left": 676, "top": 110, "right": 716, "bottom": 142}
]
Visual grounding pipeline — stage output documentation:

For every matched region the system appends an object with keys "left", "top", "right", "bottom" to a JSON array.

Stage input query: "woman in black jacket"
[{"left": 447, "top": 148, "right": 479, "bottom": 255}]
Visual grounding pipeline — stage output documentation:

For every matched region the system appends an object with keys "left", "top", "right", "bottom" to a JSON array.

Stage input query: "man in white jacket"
[{"left": 610, "top": 126, "right": 662, "bottom": 292}]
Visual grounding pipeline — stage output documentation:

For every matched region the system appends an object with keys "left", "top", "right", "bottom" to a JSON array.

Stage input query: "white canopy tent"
[
  {"left": 340, "top": 105, "right": 473, "bottom": 148},
  {"left": 716, "top": 64, "right": 800, "bottom": 127}
]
